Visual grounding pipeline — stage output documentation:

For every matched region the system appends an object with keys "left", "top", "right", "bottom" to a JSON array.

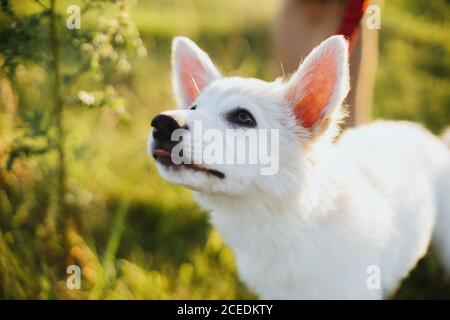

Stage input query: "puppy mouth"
[{"left": 152, "top": 147, "right": 225, "bottom": 179}]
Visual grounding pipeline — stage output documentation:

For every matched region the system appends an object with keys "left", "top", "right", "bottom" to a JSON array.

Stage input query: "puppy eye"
[
  {"left": 227, "top": 108, "right": 256, "bottom": 127},
  {"left": 190, "top": 105, "right": 197, "bottom": 110}
]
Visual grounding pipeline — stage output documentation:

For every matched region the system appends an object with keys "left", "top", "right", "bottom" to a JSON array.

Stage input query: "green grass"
[{"left": 1, "top": 0, "right": 450, "bottom": 299}]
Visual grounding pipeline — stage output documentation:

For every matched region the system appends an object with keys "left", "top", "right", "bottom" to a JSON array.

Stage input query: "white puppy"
[{"left": 148, "top": 35, "right": 450, "bottom": 299}]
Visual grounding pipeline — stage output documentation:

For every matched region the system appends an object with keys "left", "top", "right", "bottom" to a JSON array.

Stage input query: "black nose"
[{"left": 151, "top": 114, "right": 181, "bottom": 141}]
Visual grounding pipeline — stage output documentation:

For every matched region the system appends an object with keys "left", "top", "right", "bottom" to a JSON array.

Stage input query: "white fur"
[{"left": 149, "top": 36, "right": 450, "bottom": 299}]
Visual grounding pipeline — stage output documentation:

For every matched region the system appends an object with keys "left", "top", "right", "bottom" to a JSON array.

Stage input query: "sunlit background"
[{"left": 0, "top": 0, "right": 449, "bottom": 299}]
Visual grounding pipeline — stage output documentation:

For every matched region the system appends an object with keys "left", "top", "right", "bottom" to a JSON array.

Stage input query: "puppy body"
[
  {"left": 150, "top": 35, "right": 450, "bottom": 299},
  {"left": 199, "top": 121, "right": 450, "bottom": 299}
]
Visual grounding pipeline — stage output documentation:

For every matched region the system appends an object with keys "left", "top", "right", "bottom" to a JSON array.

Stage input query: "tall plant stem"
[{"left": 49, "top": 0, "right": 66, "bottom": 221}]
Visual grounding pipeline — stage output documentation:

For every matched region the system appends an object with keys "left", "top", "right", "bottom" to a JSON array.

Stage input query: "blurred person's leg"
[
  {"left": 349, "top": 3, "right": 380, "bottom": 126},
  {"left": 273, "top": 0, "right": 381, "bottom": 127}
]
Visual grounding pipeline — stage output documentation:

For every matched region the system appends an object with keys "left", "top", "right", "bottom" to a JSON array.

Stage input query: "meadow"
[{"left": 0, "top": 0, "right": 450, "bottom": 299}]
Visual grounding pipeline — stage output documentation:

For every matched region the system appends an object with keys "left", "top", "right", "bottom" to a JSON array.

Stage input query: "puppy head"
[{"left": 148, "top": 36, "right": 349, "bottom": 196}]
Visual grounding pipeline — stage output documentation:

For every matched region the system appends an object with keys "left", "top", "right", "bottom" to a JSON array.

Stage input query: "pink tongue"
[{"left": 153, "top": 149, "right": 171, "bottom": 158}]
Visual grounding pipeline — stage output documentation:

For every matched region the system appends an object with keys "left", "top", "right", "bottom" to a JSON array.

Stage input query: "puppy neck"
[{"left": 194, "top": 148, "right": 339, "bottom": 244}]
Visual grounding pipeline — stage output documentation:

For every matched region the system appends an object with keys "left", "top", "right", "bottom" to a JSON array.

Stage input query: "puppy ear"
[
  {"left": 284, "top": 35, "right": 350, "bottom": 134},
  {"left": 172, "top": 37, "right": 221, "bottom": 107}
]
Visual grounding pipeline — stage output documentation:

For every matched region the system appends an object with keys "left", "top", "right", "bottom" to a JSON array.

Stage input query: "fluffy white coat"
[{"left": 149, "top": 35, "right": 450, "bottom": 299}]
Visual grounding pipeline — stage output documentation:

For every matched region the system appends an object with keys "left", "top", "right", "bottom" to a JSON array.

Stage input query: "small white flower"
[
  {"left": 78, "top": 91, "right": 95, "bottom": 106},
  {"left": 114, "top": 34, "right": 124, "bottom": 44},
  {"left": 118, "top": 58, "right": 131, "bottom": 73}
]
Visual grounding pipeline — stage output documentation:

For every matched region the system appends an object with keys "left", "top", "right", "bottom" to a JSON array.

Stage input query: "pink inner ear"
[
  {"left": 180, "top": 54, "right": 208, "bottom": 105},
  {"left": 291, "top": 50, "right": 337, "bottom": 129}
]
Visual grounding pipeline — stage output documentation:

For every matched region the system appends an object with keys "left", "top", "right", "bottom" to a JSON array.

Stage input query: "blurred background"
[{"left": 0, "top": 0, "right": 449, "bottom": 299}]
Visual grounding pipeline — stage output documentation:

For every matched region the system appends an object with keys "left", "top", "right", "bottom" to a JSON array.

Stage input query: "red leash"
[{"left": 337, "top": 0, "right": 371, "bottom": 54}]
